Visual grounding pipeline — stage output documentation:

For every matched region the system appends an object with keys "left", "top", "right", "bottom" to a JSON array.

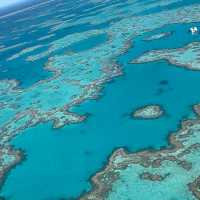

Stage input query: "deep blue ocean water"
[{"left": 1, "top": 17, "right": 200, "bottom": 200}]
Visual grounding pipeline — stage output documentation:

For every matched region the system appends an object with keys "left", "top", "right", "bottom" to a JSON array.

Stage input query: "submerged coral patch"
[
  {"left": 143, "top": 31, "right": 173, "bottom": 41},
  {"left": 132, "top": 42, "right": 200, "bottom": 71},
  {"left": 132, "top": 105, "right": 164, "bottom": 119}
]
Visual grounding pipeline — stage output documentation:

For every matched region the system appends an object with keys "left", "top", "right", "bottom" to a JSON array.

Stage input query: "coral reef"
[
  {"left": 1, "top": 0, "right": 200, "bottom": 194},
  {"left": 80, "top": 105, "right": 200, "bottom": 200},
  {"left": 132, "top": 42, "right": 200, "bottom": 71},
  {"left": 143, "top": 31, "right": 173, "bottom": 41},
  {"left": 132, "top": 105, "right": 164, "bottom": 119}
]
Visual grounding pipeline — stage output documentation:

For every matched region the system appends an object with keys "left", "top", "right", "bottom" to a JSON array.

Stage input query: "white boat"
[{"left": 190, "top": 26, "right": 198, "bottom": 34}]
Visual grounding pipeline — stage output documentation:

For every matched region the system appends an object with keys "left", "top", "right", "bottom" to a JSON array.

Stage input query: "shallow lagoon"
[{"left": 1, "top": 21, "right": 200, "bottom": 199}]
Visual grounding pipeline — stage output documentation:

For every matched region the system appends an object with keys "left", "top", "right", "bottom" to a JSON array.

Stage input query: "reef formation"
[
  {"left": 143, "top": 31, "right": 173, "bottom": 41},
  {"left": 132, "top": 105, "right": 164, "bottom": 120},
  {"left": 1, "top": 0, "right": 200, "bottom": 198},
  {"left": 80, "top": 105, "right": 200, "bottom": 200},
  {"left": 132, "top": 42, "right": 200, "bottom": 71}
]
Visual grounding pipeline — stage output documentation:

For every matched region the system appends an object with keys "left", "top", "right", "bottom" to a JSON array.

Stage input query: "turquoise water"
[
  {"left": 2, "top": 20, "right": 200, "bottom": 200},
  {"left": 0, "top": 54, "right": 52, "bottom": 88},
  {"left": 0, "top": 0, "right": 114, "bottom": 88},
  {"left": 67, "top": 33, "right": 108, "bottom": 53},
  {"left": 2, "top": 0, "right": 177, "bottom": 90},
  {"left": 0, "top": 32, "right": 107, "bottom": 88}
]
